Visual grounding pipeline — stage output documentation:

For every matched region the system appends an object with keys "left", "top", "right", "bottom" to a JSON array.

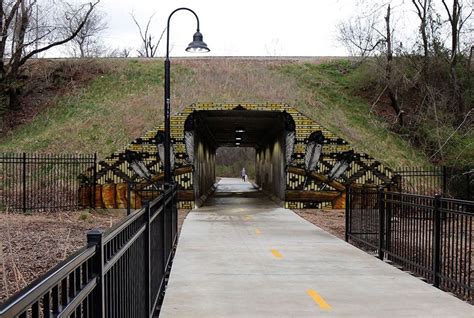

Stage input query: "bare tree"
[
  {"left": 106, "top": 46, "right": 132, "bottom": 58},
  {"left": 384, "top": 4, "right": 403, "bottom": 126},
  {"left": 131, "top": 13, "right": 165, "bottom": 58},
  {"left": 62, "top": 2, "right": 107, "bottom": 58},
  {"left": 0, "top": 0, "right": 100, "bottom": 110},
  {"left": 337, "top": 14, "right": 382, "bottom": 59},
  {"left": 411, "top": 0, "right": 431, "bottom": 59},
  {"left": 441, "top": 0, "right": 472, "bottom": 114},
  {"left": 121, "top": 47, "right": 131, "bottom": 58}
]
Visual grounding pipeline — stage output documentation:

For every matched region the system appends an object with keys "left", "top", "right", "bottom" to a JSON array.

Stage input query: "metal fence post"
[
  {"left": 22, "top": 152, "right": 26, "bottom": 212},
  {"left": 173, "top": 184, "right": 178, "bottom": 244},
  {"left": 92, "top": 153, "right": 97, "bottom": 209},
  {"left": 385, "top": 186, "right": 392, "bottom": 258},
  {"left": 144, "top": 203, "right": 151, "bottom": 316},
  {"left": 442, "top": 166, "right": 447, "bottom": 196},
  {"left": 87, "top": 230, "right": 105, "bottom": 318},
  {"left": 162, "top": 186, "right": 168, "bottom": 271},
  {"left": 433, "top": 194, "right": 442, "bottom": 288},
  {"left": 127, "top": 182, "right": 132, "bottom": 216},
  {"left": 378, "top": 186, "right": 385, "bottom": 260},
  {"left": 345, "top": 187, "right": 350, "bottom": 242}
]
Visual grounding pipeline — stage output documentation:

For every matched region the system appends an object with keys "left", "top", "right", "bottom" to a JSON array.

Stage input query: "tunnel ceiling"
[{"left": 195, "top": 110, "right": 285, "bottom": 148}]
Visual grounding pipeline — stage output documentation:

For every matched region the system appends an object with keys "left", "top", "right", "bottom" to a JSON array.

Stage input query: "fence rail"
[
  {"left": 0, "top": 153, "right": 97, "bottom": 212},
  {"left": 0, "top": 183, "right": 178, "bottom": 317},
  {"left": 394, "top": 166, "right": 473, "bottom": 200},
  {"left": 346, "top": 187, "right": 474, "bottom": 303}
]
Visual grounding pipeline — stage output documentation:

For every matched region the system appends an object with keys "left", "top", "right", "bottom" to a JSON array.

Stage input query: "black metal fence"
[
  {"left": 0, "top": 153, "right": 97, "bottom": 212},
  {"left": 0, "top": 183, "right": 178, "bottom": 317},
  {"left": 394, "top": 166, "right": 473, "bottom": 200},
  {"left": 346, "top": 187, "right": 473, "bottom": 303}
]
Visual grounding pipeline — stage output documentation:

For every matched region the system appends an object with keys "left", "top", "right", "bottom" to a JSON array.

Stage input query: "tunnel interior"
[{"left": 190, "top": 110, "right": 288, "bottom": 205}]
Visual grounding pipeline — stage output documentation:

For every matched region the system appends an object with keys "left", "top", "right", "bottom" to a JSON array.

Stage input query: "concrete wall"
[
  {"left": 193, "top": 133, "right": 216, "bottom": 205},
  {"left": 255, "top": 133, "right": 286, "bottom": 203}
]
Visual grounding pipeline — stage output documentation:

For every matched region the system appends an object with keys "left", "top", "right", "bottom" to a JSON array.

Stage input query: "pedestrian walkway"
[{"left": 160, "top": 178, "right": 473, "bottom": 317}]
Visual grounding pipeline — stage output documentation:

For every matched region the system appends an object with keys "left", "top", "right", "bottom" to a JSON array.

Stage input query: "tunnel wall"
[
  {"left": 255, "top": 133, "right": 286, "bottom": 203},
  {"left": 194, "top": 132, "right": 216, "bottom": 205}
]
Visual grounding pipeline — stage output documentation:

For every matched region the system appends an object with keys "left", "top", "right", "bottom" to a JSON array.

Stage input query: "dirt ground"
[
  {"left": 295, "top": 209, "right": 345, "bottom": 240},
  {"left": 0, "top": 209, "right": 190, "bottom": 304}
]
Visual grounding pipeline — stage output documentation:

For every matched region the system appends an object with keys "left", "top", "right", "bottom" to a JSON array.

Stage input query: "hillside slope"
[{"left": 0, "top": 58, "right": 429, "bottom": 167}]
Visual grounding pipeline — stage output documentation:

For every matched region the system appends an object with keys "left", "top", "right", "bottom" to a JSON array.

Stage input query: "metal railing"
[
  {"left": 0, "top": 153, "right": 97, "bottom": 212},
  {"left": 346, "top": 187, "right": 473, "bottom": 303},
  {"left": 394, "top": 166, "right": 473, "bottom": 200},
  {"left": 0, "top": 184, "right": 178, "bottom": 317}
]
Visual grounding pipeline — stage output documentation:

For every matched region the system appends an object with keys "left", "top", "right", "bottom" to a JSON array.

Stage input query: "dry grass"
[
  {"left": 0, "top": 208, "right": 190, "bottom": 304},
  {"left": 295, "top": 209, "right": 345, "bottom": 240},
  {"left": 173, "top": 59, "right": 303, "bottom": 103},
  {"left": 0, "top": 58, "right": 429, "bottom": 166},
  {"left": 0, "top": 209, "right": 124, "bottom": 303}
]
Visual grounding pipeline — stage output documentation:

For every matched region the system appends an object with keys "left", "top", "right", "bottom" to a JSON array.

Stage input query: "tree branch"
[{"left": 18, "top": 0, "right": 99, "bottom": 67}]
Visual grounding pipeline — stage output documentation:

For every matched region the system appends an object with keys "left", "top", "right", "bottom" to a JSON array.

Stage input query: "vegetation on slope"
[
  {"left": 0, "top": 59, "right": 166, "bottom": 157},
  {"left": 277, "top": 61, "right": 428, "bottom": 167},
  {"left": 0, "top": 58, "right": 431, "bottom": 168}
]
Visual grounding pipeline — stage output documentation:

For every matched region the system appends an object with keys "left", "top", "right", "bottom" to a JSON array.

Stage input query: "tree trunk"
[
  {"left": 385, "top": 4, "right": 403, "bottom": 126},
  {"left": 8, "top": 87, "right": 20, "bottom": 110}
]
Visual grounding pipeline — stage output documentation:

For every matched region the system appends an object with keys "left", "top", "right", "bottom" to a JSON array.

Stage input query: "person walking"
[{"left": 241, "top": 168, "right": 246, "bottom": 182}]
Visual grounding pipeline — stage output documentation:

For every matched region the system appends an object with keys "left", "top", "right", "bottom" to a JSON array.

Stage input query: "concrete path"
[{"left": 161, "top": 178, "right": 473, "bottom": 317}]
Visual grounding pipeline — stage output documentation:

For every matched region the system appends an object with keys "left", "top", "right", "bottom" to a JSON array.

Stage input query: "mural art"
[{"left": 86, "top": 103, "right": 394, "bottom": 210}]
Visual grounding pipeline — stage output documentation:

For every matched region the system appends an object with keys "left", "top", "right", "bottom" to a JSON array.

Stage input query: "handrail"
[
  {"left": 103, "top": 206, "right": 147, "bottom": 244},
  {"left": 104, "top": 225, "right": 146, "bottom": 274},
  {"left": 0, "top": 246, "right": 95, "bottom": 315},
  {"left": 347, "top": 187, "right": 474, "bottom": 303},
  {"left": 57, "top": 277, "right": 97, "bottom": 318},
  {"left": 0, "top": 183, "right": 179, "bottom": 317}
]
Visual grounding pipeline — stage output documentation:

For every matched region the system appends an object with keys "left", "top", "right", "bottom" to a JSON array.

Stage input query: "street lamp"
[{"left": 164, "top": 7, "right": 210, "bottom": 183}]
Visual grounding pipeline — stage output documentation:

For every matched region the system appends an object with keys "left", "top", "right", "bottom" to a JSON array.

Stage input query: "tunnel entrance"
[
  {"left": 188, "top": 110, "right": 290, "bottom": 205},
  {"left": 92, "top": 103, "right": 395, "bottom": 211}
]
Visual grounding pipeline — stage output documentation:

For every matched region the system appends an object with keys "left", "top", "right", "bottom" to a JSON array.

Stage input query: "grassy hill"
[{"left": 0, "top": 58, "right": 431, "bottom": 167}]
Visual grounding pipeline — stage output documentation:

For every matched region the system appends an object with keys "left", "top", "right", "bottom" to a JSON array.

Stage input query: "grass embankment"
[
  {"left": 0, "top": 60, "right": 169, "bottom": 157},
  {"left": 0, "top": 58, "right": 430, "bottom": 167},
  {"left": 277, "top": 61, "right": 429, "bottom": 167}
]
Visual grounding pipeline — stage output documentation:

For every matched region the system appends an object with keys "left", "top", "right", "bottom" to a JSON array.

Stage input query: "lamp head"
[{"left": 186, "top": 31, "right": 210, "bottom": 53}]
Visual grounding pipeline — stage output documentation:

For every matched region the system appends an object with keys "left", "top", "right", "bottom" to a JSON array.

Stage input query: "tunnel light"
[
  {"left": 236, "top": 137, "right": 242, "bottom": 141},
  {"left": 235, "top": 142, "right": 241, "bottom": 146},
  {"left": 235, "top": 129, "right": 245, "bottom": 133}
]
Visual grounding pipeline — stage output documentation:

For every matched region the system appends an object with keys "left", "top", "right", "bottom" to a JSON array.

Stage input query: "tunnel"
[
  {"left": 90, "top": 103, "right": 395, "bottom": 211},
  {"left": 186, "top": 109, "right": 291, "bottom": 205}
]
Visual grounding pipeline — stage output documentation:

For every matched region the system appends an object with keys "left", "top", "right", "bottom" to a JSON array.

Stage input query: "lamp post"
[{"left": 164, "top": 8, "right": 210, "bottom": 183}]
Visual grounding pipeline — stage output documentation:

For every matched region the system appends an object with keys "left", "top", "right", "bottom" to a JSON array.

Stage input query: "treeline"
[
  {"left": 215, "top": 147, "right": 255, "bottom": 178},
  {"left": 0, "top": 0, "right": 169, "bottom": 115},
  {"left": 337, "top": 0, "right": 473, "bottom": 165}
]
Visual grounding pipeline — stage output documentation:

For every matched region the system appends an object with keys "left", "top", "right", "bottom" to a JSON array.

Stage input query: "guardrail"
[
  {"left": 0, "top": 183, "right": 178, "bottom": 317},
  {"left": 346, "top": 186, "right": 473, "bottom": 303}
]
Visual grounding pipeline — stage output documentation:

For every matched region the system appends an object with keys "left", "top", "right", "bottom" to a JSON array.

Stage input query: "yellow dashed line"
[
  {"left": 271, "top": 249, "right": 283, "bottom": 259},
  {"left": 244, "top": 215, "right": 252, "bottom": 221},
  {"left": 255, "top": 228, "right": 262, "bottom": 235},
  {"left": 307, "top": 289, "right": 331, "bottom": 310}
]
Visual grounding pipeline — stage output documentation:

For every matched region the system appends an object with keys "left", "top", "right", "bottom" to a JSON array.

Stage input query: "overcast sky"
[
  {"left": 63, "top": 0, "right": 471, "bottom": 57},
  {"left": 94, "top": 0, "right": 357, "bottom": 57}
]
